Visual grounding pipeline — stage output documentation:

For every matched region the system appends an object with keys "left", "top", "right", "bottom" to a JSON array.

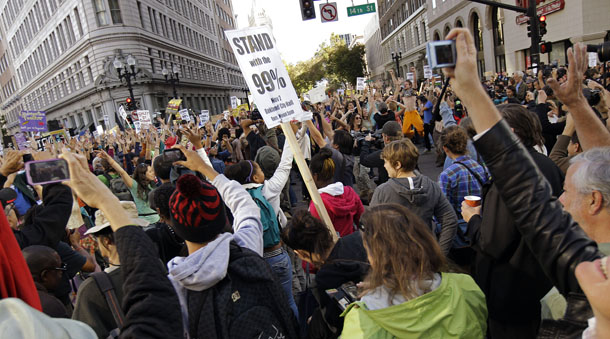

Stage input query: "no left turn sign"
[{"left": 320, "top": 2, "right": 338, "bottom": 23}]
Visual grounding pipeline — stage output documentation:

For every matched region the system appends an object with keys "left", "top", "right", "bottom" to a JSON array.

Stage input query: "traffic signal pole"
[{"left": 467, "top": 0, "right": 540, "bottom": 66}]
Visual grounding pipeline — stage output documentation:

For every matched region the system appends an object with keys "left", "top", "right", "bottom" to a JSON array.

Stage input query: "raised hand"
[
  {"left": 0, "top": 150, "right": 23, "bottom": 176},
  {"left": 547, "top": 44, "right": 588, "bottom": 108}
]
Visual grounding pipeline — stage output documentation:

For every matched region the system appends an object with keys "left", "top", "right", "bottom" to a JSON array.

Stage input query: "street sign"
[
  {"left": 320, "top": 2, "right": 338, "bottom": 23},
  {"left": 347, "top": 3, "right": 376, "bottom": 17}
]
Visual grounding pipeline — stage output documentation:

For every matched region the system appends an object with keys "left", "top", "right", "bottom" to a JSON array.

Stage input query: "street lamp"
[
  {"left": 162, "top": 64, "right": 180, "bottom": 99},
  {"left": 114, "top": 55, "right": 139, "bottom": 109},
  {"left": 391, "top": 51, "right": 402, "bottom": 77},
  {"left": 241, "top": 87, "right": 250, "bottom": 111}
]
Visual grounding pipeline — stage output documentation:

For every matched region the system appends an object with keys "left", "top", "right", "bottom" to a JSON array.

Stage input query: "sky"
[{"left": 232, "top": 0, "right": 376, "bottom": 65}]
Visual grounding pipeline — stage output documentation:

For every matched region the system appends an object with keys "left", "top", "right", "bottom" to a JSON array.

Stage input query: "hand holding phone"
[{"left": 25, "top": 158, "right": 70, "bottom": 185}]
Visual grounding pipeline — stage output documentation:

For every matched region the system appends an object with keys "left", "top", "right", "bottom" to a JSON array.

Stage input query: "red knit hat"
[{"left": 169, "top": 174, "right": 228, "bottom": 243}]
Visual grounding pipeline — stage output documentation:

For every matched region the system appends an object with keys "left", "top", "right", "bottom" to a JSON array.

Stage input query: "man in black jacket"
[
  {"left": 446, "top": 28, "right": 604, "bottom": 338},
  {"left": 360, "top": 121, "right": 402, "bottom": 185}
]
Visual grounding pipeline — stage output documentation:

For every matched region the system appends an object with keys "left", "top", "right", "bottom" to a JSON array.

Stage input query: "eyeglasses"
[
  {"left": 44, "top": 263, "right": 67, "bottom": 273},
  {"left": 355, "top": 117, "right": 362, "bottom": 120}
]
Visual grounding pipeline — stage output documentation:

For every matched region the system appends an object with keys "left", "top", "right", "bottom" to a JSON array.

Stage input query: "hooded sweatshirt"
[
  {"left": 166, "top": 175, "right": 263, "bottom": 336},
  {"left": 340, "top": 273, "right": 487, "bottom": 338},
  {"left": 370, "top": 175, "right": 458, "bottom": 255},
  {"left": 309, "top": 182, "right": 364, "bottom": 237}
]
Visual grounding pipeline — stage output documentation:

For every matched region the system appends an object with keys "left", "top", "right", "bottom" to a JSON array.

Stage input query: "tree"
[{"left": 285, "top": 34, "right": 366, "bottom": 95}]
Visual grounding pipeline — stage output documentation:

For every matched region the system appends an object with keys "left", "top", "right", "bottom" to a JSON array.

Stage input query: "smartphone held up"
[{"left": 25, "top": 159, "right": 70, "bottom": 186}]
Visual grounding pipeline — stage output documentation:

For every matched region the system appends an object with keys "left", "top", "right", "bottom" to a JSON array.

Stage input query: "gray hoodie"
[
  {"left": 370, "top": 175, "right": 458, "bottom": 254},
  {"left": 166, "top": 174, "right": 263, "bottom": 337}
]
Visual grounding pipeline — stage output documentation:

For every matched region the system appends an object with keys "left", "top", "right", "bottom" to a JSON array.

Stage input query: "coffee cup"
[{"left": 464, "top": 196, "right": 481, "bottom": 207}]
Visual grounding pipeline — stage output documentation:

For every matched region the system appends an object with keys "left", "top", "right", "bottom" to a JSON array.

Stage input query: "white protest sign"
[
  {"left": 200, "top": 110, "right": 210, "bottom": 124},
  {"left": 356, "top": 77, "right": 366, "bottom": 91},
  {"left": 589, "top": 53, "right": 598, "bottom": 67},
  {"left": 137, "top": 110, "right": 152, "bottom": 129},
  {"left": 225, "top": 26, "right": 304, "bottom": 128},
  {"left": 133, "top": 121, "right": 141, "bottom": 134},
  {"left": 118, "top": 105, "right": 128, "bottom": 121},
  {"left": 406, "top": 72, "right": 414, "bottom": 81},
  {"left": 223, "top": 110, "right": 230, "bottom": 121},
  {"left": 337, "top": 89, "right": 345, "bottom": 96},
  {"left": 308, "top": 86, "right": 327, "bottom": 104},
  {"left": 179, "top": 109, "right": 191, "bottom": 122},
  {"left": 96, "top": 125, "right": 104, "bottom": 135},
  {"left": 103, "top": 115, "right": 110, "bottom": 128},
  {"left": 230, "top": 96, "right": 238, "bottom": 109},
  {"left": 423, "top": 65, "right": 433, "bottom": 79}
]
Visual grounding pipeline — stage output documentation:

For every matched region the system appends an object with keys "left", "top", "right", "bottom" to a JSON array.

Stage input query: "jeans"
[{"left": 265, "top": 250, "right": 299, "bottom": 319}]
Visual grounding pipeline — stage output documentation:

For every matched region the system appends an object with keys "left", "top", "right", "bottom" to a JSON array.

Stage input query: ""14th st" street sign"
[{"left": 347, "top": 3, "right": 376, "bottom": 17}]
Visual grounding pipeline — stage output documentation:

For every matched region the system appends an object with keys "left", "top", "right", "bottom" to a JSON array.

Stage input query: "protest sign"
[
  {"left": 406, "top": 72, "right": 414, "bottom": 81},
  {"left": 308, "top": 86, "right": 327, "bottom": 104},
  {"left": 34, "top": 129, "right": 69, "bottom": 150},
  {"left": 231, "top": 103, "right": 249, "bottom": 117},
  {"left": 166, "top": 99, "right": 182, "bottom": 116},
  {"left": 337, "top": 89, "right": 345, "bottom": 96},
  {"left": 15, "top": 132, "right": 28, "bottom": 150},
  {"left": 356, "top": 77, "right": 366, "bottom": 90},
  {"left": 133, "top": 121, "right": 141, "bottom": 134},
  {"left": 423, "top": 66, "right": 433, "bottom": 79},
  {"left": 178, "top": 109, "right": 191, "bottom": 122},
  {"left": 103, "top": 115, "right": 110, "bottom": 128},
  {"left": 19, "top": 111, "right": 47, "bottom": 132},
  {"left": 118, "top": 105, "right": 128, "bottom": 121},
  {"left": 138, "top": 110, "right": 152, "bottom": 129},
  {"left": 223, "top": 110, "right": 230, "bottom": 121},
  {"left": 589, "top": 53, "right": 598, "bottom": 67},
  {"left": 200, "top": 110, "right": 210, "bottom": 124},
  {"left": 96, "top": 125, "right": 104, "bottom": 135},
  {"left": 225, "top": 26, "right": 304, "bottom": 128},
  {"left": 230, "top": 96, "right": 238, "bottom": 109}
]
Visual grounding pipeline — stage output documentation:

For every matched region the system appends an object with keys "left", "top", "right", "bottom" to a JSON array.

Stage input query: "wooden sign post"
[{"left": 281, "top": 122, "right": 338, "bottom": 243}]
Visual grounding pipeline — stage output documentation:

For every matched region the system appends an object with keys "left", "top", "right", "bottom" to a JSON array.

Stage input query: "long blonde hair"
[{"left": 360, "top": 204, "right": 447, "bottom": 301}]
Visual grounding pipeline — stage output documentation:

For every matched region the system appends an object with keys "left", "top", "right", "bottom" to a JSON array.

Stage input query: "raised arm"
[
  {"left": 100, "top": 150, "right": 133, "bottom": 188},
  {"left": 547, "top": 45, "right": 610, "bottom": 150},
  {"left": 305, "top": 119, "right": 328, "bottom": 148}
]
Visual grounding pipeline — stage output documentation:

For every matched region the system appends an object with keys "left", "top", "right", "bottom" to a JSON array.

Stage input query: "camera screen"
[
  {"left": 435, "top": 44, "right": 455, "bottom": 65},
  {"left": 28, "top": 159, "right": 69, "bottom": 184},
  {"left": 163, "top": 149, "right": 185, "bottom": 163}
]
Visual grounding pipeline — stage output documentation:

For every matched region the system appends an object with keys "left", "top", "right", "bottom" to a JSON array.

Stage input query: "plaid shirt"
[{"left": 438, "top": 155, "right": 488, "bottom": 216}]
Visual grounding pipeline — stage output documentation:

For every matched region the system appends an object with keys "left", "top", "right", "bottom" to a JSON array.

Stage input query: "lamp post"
[
  {"left": 241, "top": 87, "right": 250, "bottom": 111},
  {"left": 162, "top": 64, "right": 180, "bottom": 99},
  {"left": 391, "top": 51, "right": 402, "bottom": 78},
  {"left": 114, "top": 55, "right": 139, "bottom": 108}
]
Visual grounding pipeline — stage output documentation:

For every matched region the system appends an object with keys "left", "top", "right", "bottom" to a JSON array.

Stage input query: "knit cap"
[{"left": 169, "top": 174, "right": 227, "bottom": 243}]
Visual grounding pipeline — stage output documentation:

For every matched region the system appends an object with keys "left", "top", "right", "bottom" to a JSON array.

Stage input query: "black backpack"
[
  {"left": 103, "top": 173, "right": 133, "bottom": 202},
  {"left": 92, "top": 272, "right": 125, "bottom": 339},
  {"left": 187, "top": 241, "right": 299, "bottom": 339}
]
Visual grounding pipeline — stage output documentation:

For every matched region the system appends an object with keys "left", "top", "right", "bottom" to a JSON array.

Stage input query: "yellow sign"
[
  {"left": 165, "top": 99, "right": 182, "bottom": 116},
  {"left": 231, "top": 103, "right": 249, "bottom": 117}
]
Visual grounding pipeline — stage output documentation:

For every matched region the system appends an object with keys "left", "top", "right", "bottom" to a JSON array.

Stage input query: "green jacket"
[{"left": 341, "top": 273, "right": 487, "bottom": 338}]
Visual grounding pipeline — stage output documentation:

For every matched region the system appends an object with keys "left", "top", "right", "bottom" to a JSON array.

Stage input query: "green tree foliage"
[{"left": 286, "top": 34, "right": 365, "bottom": 95}]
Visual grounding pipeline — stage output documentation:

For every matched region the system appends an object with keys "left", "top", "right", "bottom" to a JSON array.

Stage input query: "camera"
[
  {"left": 587, "top": 41, "right": 610, "bottom": 63},
  {"left": 426, "top": 40, "right": 457, "bottom": 69},
  {"left": 326, "top": 281, "right": 360, "bottom": 311}
]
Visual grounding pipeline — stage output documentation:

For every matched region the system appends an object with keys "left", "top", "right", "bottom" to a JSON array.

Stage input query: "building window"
[
  {"left": 74, "top": 7, "right": 84, "bottom": 36},
  {"left": 108, "top": 0, "right": 123, "bottom": 24},
  {"left": 93, "top": 0, "right": 108, "bottom": 26}
]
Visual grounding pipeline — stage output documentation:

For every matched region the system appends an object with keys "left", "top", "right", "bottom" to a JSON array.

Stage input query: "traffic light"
[
  {"left": 300, "top": 0, "right": 315, "bottom": 21},
  {"left": 539, "top": 15, "right": 547, "bottom": 38},
  {"left": 126, "top": 97, "right": 135, "bottom": 110},
  {"left": 540, "top": 41, "right": 553, "bottom": 54}
]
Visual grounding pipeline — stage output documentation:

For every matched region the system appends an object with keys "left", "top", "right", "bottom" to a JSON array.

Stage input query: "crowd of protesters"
[{"left": 0, "top": 28, "right": 609, "bottom": 339}]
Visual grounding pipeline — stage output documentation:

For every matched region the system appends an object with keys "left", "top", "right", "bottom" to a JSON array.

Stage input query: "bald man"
[{"left": 22, "top": 245, "right": 68, "bottom": 318}]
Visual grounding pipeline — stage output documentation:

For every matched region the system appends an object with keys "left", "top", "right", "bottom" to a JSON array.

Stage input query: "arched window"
[
  {"left": 433, "top": 31, "right": 440, "bottom": 41},
  {"left": 456, "top": 19, "right": 463, "bottom": 28},
  {"left": 444, "top": 25, "right": 451, "bottom": 37},
  {"left": 492, "top": 7, "right": 506, "bottom": 73},
  {"left": 471, "top": 12, "right": 485, "bottom": 77}
]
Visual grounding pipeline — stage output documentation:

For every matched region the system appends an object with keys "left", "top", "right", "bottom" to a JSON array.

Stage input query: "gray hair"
[
  {"left": 515, "top": 71, "right": 524, "bottom": 78},
  {"left": 570, "top": 147, "right": 610, "bottom": 208}
]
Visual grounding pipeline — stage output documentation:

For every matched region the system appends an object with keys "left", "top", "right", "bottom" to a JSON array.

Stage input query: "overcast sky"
[{"left": 232, "top": 0, "right": 375, "bottom": 64}]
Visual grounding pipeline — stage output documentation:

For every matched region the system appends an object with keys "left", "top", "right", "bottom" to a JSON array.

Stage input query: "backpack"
[
  {"left": 186, "top": 242, "right": 299, "bottom": 339},
  {"left": 103, "top": 173, "right": 133, "bottom": 202},
  {"left": 92, "top": 272, "right": 125, "bottom": 339},
  {"left": 246, "top": 186, "right": 280, "bottom": 249}
]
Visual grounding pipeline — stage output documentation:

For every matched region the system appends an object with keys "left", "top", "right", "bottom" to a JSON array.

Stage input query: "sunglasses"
[{"left": 44, "top": 263, "right": 67, "bottom": 273}]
